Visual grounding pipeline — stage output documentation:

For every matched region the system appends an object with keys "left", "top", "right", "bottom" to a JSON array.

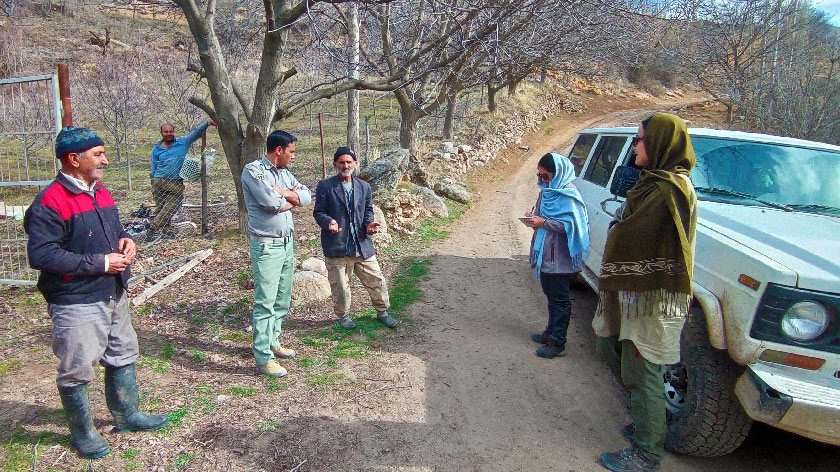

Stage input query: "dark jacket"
[
  {"left": 24, "top": 173, "right": 131, "bottom": 305},
  {"left": 313, "top": 175, "right": 376, "bottom": 259}
]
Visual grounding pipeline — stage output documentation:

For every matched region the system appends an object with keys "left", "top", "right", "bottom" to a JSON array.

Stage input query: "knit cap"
[
  {"left": 333, "top": 146, "right": 357, "bottom": 162},
  {"left": 55, "top": 126, "right": 104, "bottom": 160}
]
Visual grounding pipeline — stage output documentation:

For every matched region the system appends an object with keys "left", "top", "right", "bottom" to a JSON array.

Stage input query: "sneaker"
[
  {"left": 339, "top": 315, "right": 356, "bottom": 329},
  {"left": 622, "top": 423, "right": 634, "bottom": 441},
  {"left": 271, "top": 345, "right": 296, "bottom": 359},
  {"left": 600, "top": 446, "right": 659, "bottom": 472},
  {"left": 255, "top": 359, "right": 288, "bottom": 378},
  {"left": 536, "top": 339, "right": 566, "bottom": 359},
  {"left": 531, "top": 331, "right": 550, "bottom": 344},
  {"left": 377, "top": 310, "right": 399, "bottom": 328}
]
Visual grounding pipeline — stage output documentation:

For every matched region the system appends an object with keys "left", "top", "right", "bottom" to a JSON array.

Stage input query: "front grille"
[{"left": 750, "top": 284, "right": 840, "bottom": 355}]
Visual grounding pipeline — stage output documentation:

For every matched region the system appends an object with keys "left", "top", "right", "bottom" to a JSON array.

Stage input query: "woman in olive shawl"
[{"left": 593, "top": 113, "right": 698, "bottom": 472}]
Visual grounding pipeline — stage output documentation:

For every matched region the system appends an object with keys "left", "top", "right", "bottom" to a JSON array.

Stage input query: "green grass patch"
[
  {"left": 160, "top": 342, "right": 175, "bottom": 360},
  {"left": 187, "top": 349, "right": 207, "bottom": 362},
  {"left": 190, "top": 315, "right": 207, "bottom": 327},
  {"left": 265, "top": 376, "right": 287, "bottom": 393},
  {"left": 233, "top": 268, "right": 253, "bottom": 289},
  {"left": 218, "top": 331, "right": 251, "bottom": 342},
  {"left": 221, "top": 296, "right": 250, "bottom": 316},
  {"left": 1, "top": 430, "right": 64, "bottom": 471},
  {"left": 258, "top": 421, "right": 283, "bottom": 431},
  {"left": 226, "top": 385, "right": 257, "bottom": 397},
  {"left": 301, "top": 336, "right": 326, "bottom": 348},
  {"left": 0, "top": 358, "right": 21, "bottom": 376},
  {"left": 297, "top": 357, "right": 318, "bottom": 368},
  {"left": 330, "top": 340, "right": 369, "bottom": 358},
  {"left": 125, "top": 459, "right": 145, "bottom": 471},
  {"left": 137, "top": 357, "right": 171, "bottom": 373},
  {"left": 168, "top": 407, "right": 190, "bottom": 426},
  {"left": 123, "top": 448, "right": 139, "bottom": 459},
  {"left": 308, "top": 372, "right": 343, "bottom": 387},
  {"left": 389, "top": 258, "right": 431, "bottom": 312},
  {"left": 173, "top": 451, "right": 198, "bottom": 469}
]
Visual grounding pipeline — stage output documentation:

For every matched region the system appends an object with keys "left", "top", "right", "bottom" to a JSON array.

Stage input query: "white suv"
[{"left": 569, "top": 127, "right": 840, "bottom": 456}]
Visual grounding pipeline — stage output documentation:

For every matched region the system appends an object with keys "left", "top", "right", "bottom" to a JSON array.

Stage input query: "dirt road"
[{"left": 301, "top": 105, "right": 839, "bottom": 471}]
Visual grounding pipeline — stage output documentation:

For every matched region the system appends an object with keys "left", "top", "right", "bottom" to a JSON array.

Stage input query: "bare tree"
[
  {"left": 170, "top": 0, "right": 438, "bottom": 232},
  {"left": 76, "top": 56, "right": 153, "bottom": 190},
  {"left": 346, "top": 0, "right": 360, "bottom": 151},
  {"left": 679, "top": 0, "right": 803, "bottom": 121}
]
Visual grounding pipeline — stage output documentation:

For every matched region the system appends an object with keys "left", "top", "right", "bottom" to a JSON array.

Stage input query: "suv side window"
[
  {"left": 569, "top": 133, "right": 598, "bottom": 175},
  {"left": 583, "top": 136, "right": 628, "bottom": 187}
]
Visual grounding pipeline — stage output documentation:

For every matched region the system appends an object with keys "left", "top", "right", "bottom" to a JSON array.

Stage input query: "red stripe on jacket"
[{"left": 40, "top": 182, "right": 117, "bottom": 221}]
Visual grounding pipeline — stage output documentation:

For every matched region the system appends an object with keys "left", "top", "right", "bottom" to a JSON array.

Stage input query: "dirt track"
[{"left": 307, "top": 105, "right": 839, "bottom": 471}]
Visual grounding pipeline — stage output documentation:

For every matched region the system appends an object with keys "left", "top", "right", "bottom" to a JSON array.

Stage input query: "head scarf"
[
  {"left": 531, "top": 153, "right": 590, "bottom": 278},
  {"left": 599, "top": 113, "right": 697, "bottom": 295}
]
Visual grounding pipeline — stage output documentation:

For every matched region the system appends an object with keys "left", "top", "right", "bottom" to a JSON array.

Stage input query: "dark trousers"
[{"left": 539, "top": 272, "right": 573, "bottom": 345}]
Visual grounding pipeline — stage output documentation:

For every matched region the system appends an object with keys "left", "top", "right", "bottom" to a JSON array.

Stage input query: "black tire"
[{"left": 664, "top": 305, "right": 753, "bottom": 456}]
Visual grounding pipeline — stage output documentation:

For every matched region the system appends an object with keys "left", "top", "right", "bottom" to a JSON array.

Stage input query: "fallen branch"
[
  {"left": 289, "top": 459, "right": 308, "bottom": 472},
  {"left": 343, "top": 385, "right": 411, "bottom": 403},
  {"left": 131, "top": 249, "right": 213, "bottom": 306}
]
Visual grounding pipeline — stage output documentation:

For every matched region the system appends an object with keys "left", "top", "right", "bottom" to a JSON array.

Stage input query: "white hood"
[{"left": 698, "top": 201, "right": 840, "bottom": 293}]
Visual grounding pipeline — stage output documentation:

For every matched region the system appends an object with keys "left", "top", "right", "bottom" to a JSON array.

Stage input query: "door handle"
[{"left": 600, "top": 197, "right": 621, "bottom": 217}]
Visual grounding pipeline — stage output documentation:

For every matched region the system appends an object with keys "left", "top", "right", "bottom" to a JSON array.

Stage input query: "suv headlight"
[{"left": 781, "top": 301, "right": 829, "bottom": 341}]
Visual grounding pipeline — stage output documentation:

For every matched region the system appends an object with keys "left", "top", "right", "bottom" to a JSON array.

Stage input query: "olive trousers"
[
  {"left": 596, "top": 335, "right": 666, "bottom": 463},
  {"left": 250, "top": 239, "right": 295, "bottom": 365}
]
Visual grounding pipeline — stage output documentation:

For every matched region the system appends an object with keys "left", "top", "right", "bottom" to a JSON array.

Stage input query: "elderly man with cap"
[
  {"left": 313, "top": 146, "right": 398, "bottom": 329},
  {"left": 24, "top": 127, "right": 168, "bottom": 459}
]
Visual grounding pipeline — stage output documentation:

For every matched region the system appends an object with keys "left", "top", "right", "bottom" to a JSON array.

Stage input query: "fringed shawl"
[{"left": 599, "top": 113, "right": 698, "bottom": 296}]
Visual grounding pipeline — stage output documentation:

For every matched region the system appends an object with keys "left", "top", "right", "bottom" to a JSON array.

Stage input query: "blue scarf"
[{"left": 530, "top": 153, "right": 590, "bottom": 279}]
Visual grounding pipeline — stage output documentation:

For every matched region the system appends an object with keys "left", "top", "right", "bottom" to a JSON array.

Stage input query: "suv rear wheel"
[{"left": 664, "top": 306, "right": 753, "bottom": 456}]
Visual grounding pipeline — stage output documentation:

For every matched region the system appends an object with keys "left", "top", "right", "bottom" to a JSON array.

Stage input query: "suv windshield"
[{"left": 690, "top": 137, "right": 840, "bottom": 215}]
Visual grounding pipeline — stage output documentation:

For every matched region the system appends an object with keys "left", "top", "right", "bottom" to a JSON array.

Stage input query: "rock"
[
  {"left": 300, "top": 257, "right": 327, "bottom": 277},
  {"left": 359, "top": 149, "right": 410, "bottom": 191},
  {"left": 441, "top": 142, "right": 456, "bottom": 154},
  {"left": 371, "top": 204, "right": 392, "bottom": 246},
  {"left": 459, "top": 144, "right": 473, "bottom": 153},
  {"left": 434, "top": 182, "right": 471, "bottom": 204},
  {"left": 291, "top": 270, "right": 331, "bottom": 307},
  {"left": 416, "top": 187, "right": 449, "bottom": 218}
]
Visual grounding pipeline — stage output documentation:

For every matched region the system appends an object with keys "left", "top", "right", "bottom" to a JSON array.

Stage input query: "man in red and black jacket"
[{"left": 24, "top": 126, "right": 168, "bottom": 460}]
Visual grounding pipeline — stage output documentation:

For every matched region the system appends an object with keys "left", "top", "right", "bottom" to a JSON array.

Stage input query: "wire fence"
[{"left": 0, "top": 74, "right": 60, "bottom": 285}]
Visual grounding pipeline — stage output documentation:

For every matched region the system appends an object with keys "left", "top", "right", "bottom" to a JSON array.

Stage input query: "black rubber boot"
[
  {"left": 104, "top": 364, "right": 169, "bottom": 433},
  {"left": 57, "top": 384, "right": 110, "bottom": 459}
]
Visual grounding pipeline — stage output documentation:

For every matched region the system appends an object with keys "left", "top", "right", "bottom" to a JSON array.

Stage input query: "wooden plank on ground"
[{"left": 131, "top": 249, "right": 213, "bottom": 306}]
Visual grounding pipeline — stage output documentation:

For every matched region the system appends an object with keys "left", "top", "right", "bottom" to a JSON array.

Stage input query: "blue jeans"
[{"left": 539, "top": 272, "right": 572, "bottom": 345}]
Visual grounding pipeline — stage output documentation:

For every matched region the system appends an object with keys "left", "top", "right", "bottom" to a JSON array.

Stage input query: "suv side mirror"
[{"left": 610, "top": 165, "right": 641, "bottom": 198}]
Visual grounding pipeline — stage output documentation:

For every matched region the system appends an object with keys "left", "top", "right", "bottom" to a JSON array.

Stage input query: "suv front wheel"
[{"left": 664, "top": 305, "right": 753, "bottom": 456}]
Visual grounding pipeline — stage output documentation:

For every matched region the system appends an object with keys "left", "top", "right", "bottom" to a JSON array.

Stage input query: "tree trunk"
[
  {"left": 399, "top": 108, "right": 419, "bottom": 155},
  {"left": 443, "top": 92, "right": 456, "bottom": 139},
  {"left": 488, "top": 83, "right": 498, "bottom": 112},
  {"left": 347, "top": 1, "right": 361, "bottom": 151},
  {"left": 540, "top": 68, "right": 547, "bottom": 83}
]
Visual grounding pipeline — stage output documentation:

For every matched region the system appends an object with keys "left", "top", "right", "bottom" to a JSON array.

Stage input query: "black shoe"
[
  {"left": 531, "top": 331, "right": 550, "bottom": 344},
  {"left": 622, "top": 423, "right": 634, "bottom": 441},
  {"left": 600, "top": 446, "right": 659, "bottom": 472},
  {"left": 57, "top": 384, "right": 110, "bottom": 459},
  {"left": 104, "top": 364, "right": 169, "bottom": 433},
  {"left": 535, "top": 339, "right": 566, "bottom": 359},
  {"left": 377, "top": 310, "right": 399, "bottom": 328}
]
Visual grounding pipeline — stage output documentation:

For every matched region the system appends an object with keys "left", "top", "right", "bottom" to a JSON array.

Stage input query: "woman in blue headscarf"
[{"left": 524, "top": 152, "right": 590, "bottom": 358}]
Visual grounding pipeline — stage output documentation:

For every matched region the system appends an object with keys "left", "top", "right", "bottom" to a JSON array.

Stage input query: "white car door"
[{"left": 572, "top": 134, "right": 632, "bottom": 274}]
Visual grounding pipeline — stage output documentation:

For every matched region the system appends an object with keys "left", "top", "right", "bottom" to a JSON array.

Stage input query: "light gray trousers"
[{"left": 49, "top": 287, "right": 139, "bottom": 387}]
